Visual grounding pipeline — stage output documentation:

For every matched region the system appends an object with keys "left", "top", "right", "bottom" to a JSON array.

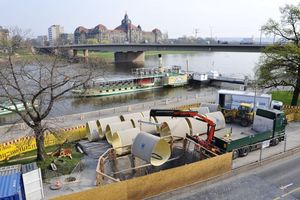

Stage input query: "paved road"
[{"left": 149, "top": 151, "right": 300, "bottom": 200}]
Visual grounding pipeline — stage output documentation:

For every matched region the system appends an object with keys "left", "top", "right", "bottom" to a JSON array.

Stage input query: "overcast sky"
[{"left": 1, "top": 0, "right": 299, "bottom": 38}]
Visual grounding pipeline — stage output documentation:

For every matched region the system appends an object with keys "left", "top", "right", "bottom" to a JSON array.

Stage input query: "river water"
[
  {"left": 0, "top": 52, "right": 261, "bottom": 124},
  {"left": 46, "top": 52, "right": 261, "bottom": 117}
]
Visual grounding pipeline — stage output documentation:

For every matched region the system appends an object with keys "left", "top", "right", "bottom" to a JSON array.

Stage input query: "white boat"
[{"left": 0, "top": 102, "right": 35, "bottom": 116}]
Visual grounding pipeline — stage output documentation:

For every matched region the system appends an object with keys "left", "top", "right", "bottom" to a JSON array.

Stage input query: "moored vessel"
[{"left": 72, "top": 66, "right": 188, "bottom": 97}]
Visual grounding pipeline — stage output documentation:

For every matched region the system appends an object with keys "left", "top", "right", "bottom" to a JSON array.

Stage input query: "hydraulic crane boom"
[{"left": 150, "top": 109, "right": 216, "bottom": 145}]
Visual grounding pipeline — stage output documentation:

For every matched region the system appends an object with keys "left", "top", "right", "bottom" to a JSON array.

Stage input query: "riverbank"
[{"left": 77, "top": 50, "right": 198, "bottom": 60}]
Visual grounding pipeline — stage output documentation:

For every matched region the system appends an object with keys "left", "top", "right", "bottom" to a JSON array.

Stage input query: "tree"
[
  {"left": 256, "top": 4, "right": 300, "bottom": 105},
  {"left": 0, "top": 29, "right": 97, "bottom": 161}
]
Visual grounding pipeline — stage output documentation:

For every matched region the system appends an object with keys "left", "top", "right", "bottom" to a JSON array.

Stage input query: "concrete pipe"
[
  {"left": 120, "top": 112, "right": 143, "bottom": 121},
  {"left": 96, "top": 116, "right": 121, "bottom": 139},
  {"left": 153, "top": 116, "right": 172, "bottom": 132},
  {"left": 185, "top": 117, "right": 208, "bottom": 136},
  {"left": 197, "top": 107, "right": 210, "bottom": 114},
  {"left": 204, "top": 111, "right": 226, "bottom": 130},
  {"left": 131, "top": 117, "right": 158, "bottom": 134},
  {"left": 112, "top": 128, "right": 141, "bottom": 155},
  {"left": 105, "top": 121, "right": 134, "bottom": 144},
  {"left": 141, "top": 110, "right": 150, "bottom": 118},
  {"left": 86, "top": 121, "right": 99, "bottom": 142},
  {"left": 159, "top": 118, "right": 190, "bottom": 138},
  {"left": 200, "top": 103, "right": 220, "bottom": 112},
  {"left": 153, "top": 116, "right": 172, "bottom": 123},
  {"left": 132, "top": 132, "right": 171, "bottom": 166}
]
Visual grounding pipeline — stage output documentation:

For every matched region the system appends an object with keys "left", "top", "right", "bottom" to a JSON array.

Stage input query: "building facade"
[
  {"left": 48, "top": 25, "right": 64, "bottom": 46},
  {"left": 74, "top": 13, "right": 163, "bottom": 44},
  {"left": 36, "top": 35, "right": 48, "bottom": 46},
  {"left": 59, "top": 33, "right": 74, "bottom": 45}
]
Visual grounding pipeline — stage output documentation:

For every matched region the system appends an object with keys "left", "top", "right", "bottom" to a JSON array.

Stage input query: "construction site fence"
[
  {"left": 282, "top": 105, "right": 300, "bottom": 122},
  {"left": 0, "top": 93, "right": 213, "bottom": 162},
  {"left": 54, "top": 152, "right": 232, "bottom": 200}
]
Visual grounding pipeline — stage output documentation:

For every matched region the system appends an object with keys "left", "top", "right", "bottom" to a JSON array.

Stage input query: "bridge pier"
[
  {"left": 83, "top": 49, "right": 89, "bottom": 62},
  {"left": 114, "top": 51, "right": 145, "bottom": 63},
  {"left": 53, "top": 48, "right": 59, "bottom": 56},
  {"left": 73, "top": 49, "right": 78, "bottom": 57}
]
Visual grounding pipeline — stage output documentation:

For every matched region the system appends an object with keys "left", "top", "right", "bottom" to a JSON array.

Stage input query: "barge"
[{"left": 72, "top": 65, "right": 188, "bottom": 97}]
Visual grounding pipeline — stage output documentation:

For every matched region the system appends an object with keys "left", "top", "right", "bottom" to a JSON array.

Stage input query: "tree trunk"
[
  {"left": 291, "top": 67, "right": 300, "bottom": 106},
  {"left": 292, "top": 88, "right": 300, "bottom": 106},
  {"left": 34, "top": 123, "right": 46, "bottom": 161}
]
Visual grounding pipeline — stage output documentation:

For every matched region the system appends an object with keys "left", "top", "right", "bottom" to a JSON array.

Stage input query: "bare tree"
[{"left": 0, "top": 29, "right": 98, "bottom": 161}]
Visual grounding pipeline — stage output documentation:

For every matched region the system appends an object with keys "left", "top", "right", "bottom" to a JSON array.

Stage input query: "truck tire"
[
  {"left": 240, "top": 119, "right": 249, "bottom": 127},
  {"left": 232, "top": 150, "right": 239, "bottom": 160},
  {"left": 271, "top": 138, "right": 279, "bottom": 146},
  {"left": 238, "top": 147, "right": 250, "bottom": 157},
  {"left": 225, "top": 116, "right": 233, "bottom": 123}
]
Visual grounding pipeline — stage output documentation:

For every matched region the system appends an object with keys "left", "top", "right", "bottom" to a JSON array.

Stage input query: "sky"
[{"left": 1, "top": 0, "right": 299, "bottom": 38}]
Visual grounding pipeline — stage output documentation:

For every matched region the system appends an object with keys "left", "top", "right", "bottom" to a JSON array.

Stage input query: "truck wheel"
[
  {"left": 238, "top": 147, "right": 249, "bottom": 157},
  {"left": 271, "top": 138, "right": 279, "bottom": 146},
  {"left": 232, "top": 150, "right": 239, "bottom": 160},
  {"left": 225, "top": 116, "right": 233, "bottom": 123},
  {"left": 240, "top": 119, "right": 249, "bottom": 127}
]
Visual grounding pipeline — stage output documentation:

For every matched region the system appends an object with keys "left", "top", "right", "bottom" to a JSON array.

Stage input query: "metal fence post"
[
  {"left": 284, "top": 134, "right": 287, "bottom": 152},
  {"left": 259, "top": 143, "right": 263, "bottom": 164}
]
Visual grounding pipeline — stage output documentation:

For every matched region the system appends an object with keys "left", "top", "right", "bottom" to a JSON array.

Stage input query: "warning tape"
[{"left": 0, "top": 124, "right": 87, "bottom": 161}]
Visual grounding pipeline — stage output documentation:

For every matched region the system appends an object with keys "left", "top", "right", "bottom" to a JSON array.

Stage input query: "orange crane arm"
[{"left": 149, "top": 109, "right": 216, "bottom": 144}]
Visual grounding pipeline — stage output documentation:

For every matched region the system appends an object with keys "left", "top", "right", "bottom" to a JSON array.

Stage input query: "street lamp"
[{"left": 259, "top": 29, "right": 263, "bottom": 45}]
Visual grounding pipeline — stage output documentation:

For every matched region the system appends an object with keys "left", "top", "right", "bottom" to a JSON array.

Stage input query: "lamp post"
[{"left": 259, "top": 29, "right": 263, "bottom": 45}]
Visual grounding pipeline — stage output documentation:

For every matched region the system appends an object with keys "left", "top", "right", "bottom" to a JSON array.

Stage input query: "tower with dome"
[{"left": 74, "top": 13, "right": 164, "bottom": 44}]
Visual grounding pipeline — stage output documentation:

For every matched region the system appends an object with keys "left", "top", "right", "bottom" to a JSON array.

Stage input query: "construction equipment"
[
  {"left": 150, "top": 108, "right": 287, "bottom": 160},
  {"left": 215, "top": 108, "right": 287, "bottom": 159},
  {"left": 149, "top": 109, "right": 220, "bottom": 153},
  {"left": 222, "top": 103, "right": 254, "bottom": 127}
]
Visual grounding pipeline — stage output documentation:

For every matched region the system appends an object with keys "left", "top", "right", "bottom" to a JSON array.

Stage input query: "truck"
[
  {"left": 150, "top": 108, "right": 287, "bottom": 159},
  {"left": 217, "top": 89, "right": 272, "bottom": 110},
  {"left": 214, "top": 108, "right": 286, "bottom": 159}
]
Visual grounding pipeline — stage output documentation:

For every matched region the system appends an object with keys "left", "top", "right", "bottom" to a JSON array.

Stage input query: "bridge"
[{"left": 35, "top": 43, "right": 268, "bottom": 63}]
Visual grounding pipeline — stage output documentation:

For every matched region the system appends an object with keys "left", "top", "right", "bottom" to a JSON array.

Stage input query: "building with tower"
[{"left": 74, "top": 13, "right": 164, "bottom": 44}]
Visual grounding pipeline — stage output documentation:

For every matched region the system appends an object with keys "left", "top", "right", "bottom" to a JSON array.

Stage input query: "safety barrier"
[
  {"left": 283, "top": 105, "right": 300, "bottom": 115},
  {"left": 0, "top": 125, "right": 86, "bottom": 161},
  {"left": 283, "top": 105, "right": 300, "bottom": 122},
  {"left": 55, "top": 152, "right": 232, "bottom": 200},
  {"left": 173, "top": 103, "right": 200, "bottom": 110}
]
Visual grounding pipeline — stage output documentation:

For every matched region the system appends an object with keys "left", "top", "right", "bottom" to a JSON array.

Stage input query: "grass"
[
  {"left": 78, "top": 51, "right": 114, "bottom": 59},
  {"left": 0, "top": 143, "right": 84, "bottom": 180},
  {"left": 271, "top": 90, "right": 300, "bottom": 105},
  {"left": 77, "top": 50, "right": 197, "bottom": 60}
]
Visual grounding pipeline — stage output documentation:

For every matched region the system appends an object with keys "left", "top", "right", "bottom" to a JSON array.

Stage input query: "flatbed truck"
[
  {"left": 150, "top": 108, "right": 287, "bottom": 159},
  {"left": 214, "top": 108, "right": 286, "bottom": 159}
]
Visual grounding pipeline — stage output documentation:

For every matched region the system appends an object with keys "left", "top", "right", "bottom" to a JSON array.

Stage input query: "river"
[
  {"left": 0, "top": 52, "right": 261, "bottom": 123},
  {"left": 46, "top": 52, "right": 261, "bottom": 117}
]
